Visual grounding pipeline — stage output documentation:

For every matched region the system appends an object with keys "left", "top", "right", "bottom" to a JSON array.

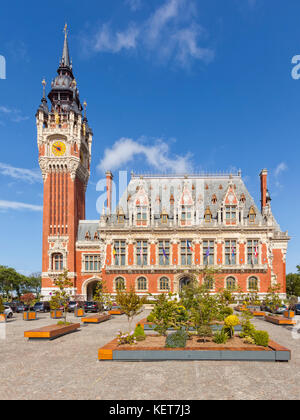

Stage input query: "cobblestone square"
[{"left": 1, "top": 310, "right": 300, "bottom": 400}]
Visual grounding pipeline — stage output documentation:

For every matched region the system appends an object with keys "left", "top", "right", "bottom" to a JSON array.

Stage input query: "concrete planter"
[
  {"left": 23, "top": 311, "right": 37, "bottom": 321},
  {"left": 50, "top": 310, "right": 63, "bottom": 319},
  {"left": 98, "top": 337, "right": 291, "bottom": 362},
  {"left": 75, "top": 308, "right": 85, "bottom": 317},
  {"left": 24, "top": 323, "right": 80, "bottom": 340},
  {"left": 0, "top": 313, "right": 7, "bottom": 323}
]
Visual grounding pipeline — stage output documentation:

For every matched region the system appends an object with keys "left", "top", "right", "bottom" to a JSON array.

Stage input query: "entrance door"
[
  {"left": 87, "top": 281, "right": 98, "bottom": 301},
  {"left": 179, "top": 277, "right": 192, "bottom": 291}
]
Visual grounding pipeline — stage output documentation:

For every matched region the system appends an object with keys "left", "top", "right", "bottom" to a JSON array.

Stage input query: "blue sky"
[{"left": 0, "top": 0, "right": 299, "bottom": 275}]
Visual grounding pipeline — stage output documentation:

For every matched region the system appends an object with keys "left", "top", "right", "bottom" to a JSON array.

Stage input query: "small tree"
[
  {"left": 0, "top": 296, "right": 5, "bottom": 314},
  {"left": 149, "top": 293, "right": 181, "bottom": 336},
  {"left": 51, "top": 270, "right": 74, "bottom": 324},
  {"left": 20, "top": 293, "right": 36, "bottom": 312},
  {"left": 115, "top": 287, "right": 147, "bottom": 331},
  {"left": 93, "top": 279, "right": 112, "bottom": 314},
  {"left": 264, "top": 283, "right": 282, "bottom": 314}
]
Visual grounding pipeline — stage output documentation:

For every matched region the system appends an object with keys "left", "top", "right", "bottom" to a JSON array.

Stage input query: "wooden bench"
[{"left": 24, "top": 323, "right": 80, "bottom": 340}]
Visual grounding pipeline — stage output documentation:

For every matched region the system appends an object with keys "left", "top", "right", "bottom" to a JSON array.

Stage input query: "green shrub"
[
  {"left": 57, "top": 321, "right": 71, "bottom": 326},
  {"left": 165, "top": 330, "right": 188, "bottom": 348},
  {"left": 213, "top": 330, "right": 229, "bottom": 344},
  {"left": 253, "top": 330, "right": 269, "bottom": 347},
  {"left": 243, "top": 335, "right": 255, "bottom": 344},
  {"left": 134, "top": 323, "right": 146, "bottom": 341},
  {"left": 240, "top": 320, "right": 256, "bottom": 338},
  {"left": 147, "top": 314, "right": 155, "bottom": 323},
  {"left": 220, "top": 306, "right": 233, "bottom": 319}
]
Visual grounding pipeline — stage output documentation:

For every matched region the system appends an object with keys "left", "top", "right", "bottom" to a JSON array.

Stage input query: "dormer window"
[
  {"left": 117, "top": 207, "right": 125, "bottom": 224},
  {"left": 240, "top": 194, "right": 246, "bottom": 204},
  {"left": 181, "top": 205, "right": 192, "bottom": 225},
  {"left": 94, "top": 232, "right": 99, "bottom": 240},
  {"left": 161, "top": 209, "right": 168, "bottom": 224},
  {"left": 85, "top": 231, "right": 91, "bottom": 240},
  {"left": 204, "top": 207, "right": 212, "bottom": 223},
  {"left": 212, "top": 194, "right": 217, "bottom": 205},
  {"left": 249, "top": 206, "right": 256, "bottom": 223},
  {"left": 225, "top": 206, "right": 237, "bottom": 223},
  {"left": 136, "top": 205, "right": 147, "bottom": 226}
]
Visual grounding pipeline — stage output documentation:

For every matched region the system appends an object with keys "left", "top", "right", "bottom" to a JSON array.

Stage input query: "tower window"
[{"left": 52, "top": 253, "right": 64, "bottom": 271}]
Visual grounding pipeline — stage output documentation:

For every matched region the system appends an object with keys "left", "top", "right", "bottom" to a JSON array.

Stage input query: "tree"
[
  {"left": 115, "top": 287, "right": 147, "bottom": 331},
  {"left": 25, "top": 273, "right": 42, "bottom": 299},
  {"left": 50, "top": 270, "right": 74, "bottom": 324},
  {"left": 264, "top": 283, "right": 282, "bottom": 313},
  {"left": 20, "top": 293, "right": 36, "bottom": 312},
  {"left": 93, "top": 278, "right": 112, "bottom": 314},
  {"left": 0, "top": 265, "right": 25, "bottom": 299},
  {"left": 286, "top": 271, "right": 300, "bottom": 297}
]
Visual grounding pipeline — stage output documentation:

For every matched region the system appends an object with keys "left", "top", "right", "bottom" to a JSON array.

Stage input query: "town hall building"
[{"left": 37, "top": 29, "right": 290, "bottom": 301}]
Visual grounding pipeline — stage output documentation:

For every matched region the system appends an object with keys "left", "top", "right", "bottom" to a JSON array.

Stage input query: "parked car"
[
  {"left": 294, "top": 303, "right": 300, "bottom": 315},
  {"left": 33, "top": 302, "right": 50, "bottom": 313},
  {"left": 84, "top": 301, "right": 98, "bottom": 313},
  {"left": 67, "top": 301, "right": 78, "bottom": 312},
  {"left": 15, "top": 302, "right": 26, "bottom": 313},
  {"left": 4, "top": 302, "right": 18, "bottom": 313},
  {"left": 4, "top": 305, "right": 13, "bottom": 319},
  {"left": 275, "top": 305, "right": 287, "bottom": 315}
]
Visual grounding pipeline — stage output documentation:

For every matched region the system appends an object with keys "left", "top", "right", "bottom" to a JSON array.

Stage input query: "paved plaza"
[{"left": 1, "top": 310, "right": 300, "bottom": 400}]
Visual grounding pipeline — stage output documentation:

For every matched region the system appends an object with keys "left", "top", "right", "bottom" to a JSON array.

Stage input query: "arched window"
[
  {"left": 137, "top": 277, "right": 147, "bottom": 291},
  {"left": 52, "top": 253, "right": 63, "bottom": 271},
  {"left": 115, "top": 277, "right": 125, "bottom": 291},
  {"left": 159, "top": 277, "right": 170, "bottom": 291},
  {"left": 248, "top": 276, "right": 258, "bottom": 291},
  {"left": 204, "top": 277, "right": 214, "bottom": 290},
  {"left": 226, "top": 276, "right": 236, "bottom": 291}
]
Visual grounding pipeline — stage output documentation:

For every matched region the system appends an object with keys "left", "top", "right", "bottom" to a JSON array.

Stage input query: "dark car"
[
  {"left": 33, "top": 302, "right": 50, "bottom": 313},
  {"left": 84, "top": 301, "right": 98, "bottom": 313},
  {"left": 15, "top": 302, "right": 26, "bottom": 313},
  {"left": 295, "top": 303, "right": 300, "bottom": 315}
]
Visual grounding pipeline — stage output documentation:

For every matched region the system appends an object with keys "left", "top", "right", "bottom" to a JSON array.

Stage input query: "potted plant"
[
  {"left": 0, "top": 296, "right": 6, "bottom": 322},
  {"left": 21, "top": 293, "right": 37, "bottom": 321},
  {"left": 50, "top": 270, "right": 74, "bottom": 324},
  {"left": 285, "top": 296, "right": 297, "bottom": 319},
  {"left": 93, "top": 279, "right": 112, "bottom": 316},
  {"left": 74, "top": 295, "right": 85, "bottom": 317}
]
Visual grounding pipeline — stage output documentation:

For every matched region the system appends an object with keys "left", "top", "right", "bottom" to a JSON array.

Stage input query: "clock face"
[{"left": 52, "top": 141, "right": 66, "bottom": 157}]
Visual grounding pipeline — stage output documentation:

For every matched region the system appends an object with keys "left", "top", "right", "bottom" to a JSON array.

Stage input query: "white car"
[{"left": 4, "top": 305, "right": 13, "bottom": 319}]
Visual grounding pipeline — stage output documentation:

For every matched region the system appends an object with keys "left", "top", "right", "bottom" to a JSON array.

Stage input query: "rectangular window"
[
  {"left": 247, "top": 240, "right": 259, "bottom": 265},
  {"left": 114, "top": 240, "right": 126, "bottom": 266},
  {"left": 181, "top": 240, "right": 192, "bottom": 266},
  {"left": 203, "top": 240, "right": 214, "bottom": 265},
  {"left": 159, "top": 240, "right": 170, "bottom": 266},
  {"left": 225, "top": 206, "right": 237, "bottom": 222},
  {"left": 84, "top": 255, "right": 101, "bottom": 272},
  {"left": 225, "top": 240, "right": 237, "bottom": 265},
  {"left": 136, "top": 240, "right": 148, "bottom": 266}
]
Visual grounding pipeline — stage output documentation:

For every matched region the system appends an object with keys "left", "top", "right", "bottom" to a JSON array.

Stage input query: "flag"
[
  {"left": 187, "top": 241, "right": 194, "bottom": 252},
  {"left": 254, "top": 246, "right": 258, "bottom": 258},
  {"left": 162, "top": 247, "right": 168, "bottom": 259},
  {"left": 113, "top": 247, "right": 117, "bottom": 258},
  {"left": 232, "top": 246, "right": 235, "bottom": 257}
]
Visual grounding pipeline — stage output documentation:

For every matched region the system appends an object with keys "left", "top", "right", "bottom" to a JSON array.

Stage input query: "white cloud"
[
  {"left": 0, "top": 106, "right": 29, "bottom": 124},
  {"left": 274, "top": 162, "right": 287, "bottom": 177},
  {"left": 0, "top": 200, "right": 42, "bottom": 212},
  {"left": 0, "top": 163, "right": 42, "bottom": 184},
  {"left": 98, "top": 137, "right": 193, "bottom": 174},
  {"left": 125, "top": 0, "right": 142, "bottom": 11},
  {"left": 84, "top": 0, "right": 214, "bottom": 68}
]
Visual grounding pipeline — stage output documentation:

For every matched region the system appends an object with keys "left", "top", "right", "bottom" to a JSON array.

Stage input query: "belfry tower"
[{"left": 36, "top": 26, "right": 93, "bottom": 298}]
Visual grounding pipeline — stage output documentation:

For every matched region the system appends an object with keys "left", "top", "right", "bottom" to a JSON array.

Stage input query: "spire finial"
[
  {"left": 42, "top": 78, "right": 46, "bottom": 98},
  {"left": 60, "top": 23, "right": 71, "bottom": 68}
]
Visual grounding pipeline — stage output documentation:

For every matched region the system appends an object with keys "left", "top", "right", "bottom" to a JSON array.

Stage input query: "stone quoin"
[{"left": 37, "top": 28, "right": 290, "bottom": 301}]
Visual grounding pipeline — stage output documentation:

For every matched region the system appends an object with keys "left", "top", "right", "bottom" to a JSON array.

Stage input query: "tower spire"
[{"left": 60, "top": 23, "right": 71, "bottom": 68}]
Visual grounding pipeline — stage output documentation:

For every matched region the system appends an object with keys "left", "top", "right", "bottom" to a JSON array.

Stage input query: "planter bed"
[
  {"left": 24, "top": 323, "right": 80, "bottom": 340},
  {"left": 108, "top": 309, "right": 125, "bottom": 315},
  {"left": 81, "top": 314, "right": 111, "bottom": 324},
  {"left": 249, "top": 310, "right": 266, "bottom": 317},
  {"left": 137, "top": 318, "right": 242, "bottom": 332},
  {"left": 264, "top": 315, "right": 296, "bottom": 326},
  {"left": 98, "top": 335, "right": 291, "bottom": 362}
]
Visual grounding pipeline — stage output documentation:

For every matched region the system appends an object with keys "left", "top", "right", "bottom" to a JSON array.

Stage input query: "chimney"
[
  {"left": 106, "top": 171, "right": 113, "bottom": 213},
  {"left": 260, "top": 169, "right": 268, "bottom": 212}
]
